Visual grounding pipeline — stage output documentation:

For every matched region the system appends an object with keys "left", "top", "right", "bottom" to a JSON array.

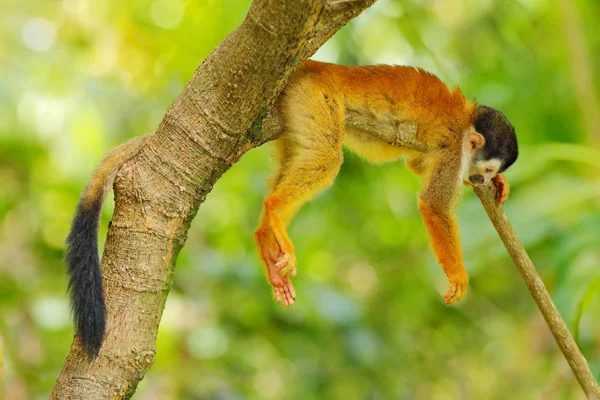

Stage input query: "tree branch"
[{"left": 474, "top": 185, "right": 600, "bottom": 400}]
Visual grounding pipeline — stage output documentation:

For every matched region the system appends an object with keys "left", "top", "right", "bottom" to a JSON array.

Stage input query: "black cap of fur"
[
  {"left": 65, "top": 197, "right": 106, "bottom": 359},
  {"left": 473, "top": 106, "right": 518, "bottom": 173}
]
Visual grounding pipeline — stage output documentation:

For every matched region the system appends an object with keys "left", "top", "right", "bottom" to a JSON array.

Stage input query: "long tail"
[{"left": 65, "top": 134, "right": 150, "bottom": 359}]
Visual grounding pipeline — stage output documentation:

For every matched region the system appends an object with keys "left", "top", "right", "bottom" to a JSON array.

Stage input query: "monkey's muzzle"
[{"left": 469, "top": 174, "right": 485, "bottom": 185}]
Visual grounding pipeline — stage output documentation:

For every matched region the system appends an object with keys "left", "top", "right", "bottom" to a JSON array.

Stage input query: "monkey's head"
[{"left": 463, "top": 105, "right": 518, "bottom": 186}]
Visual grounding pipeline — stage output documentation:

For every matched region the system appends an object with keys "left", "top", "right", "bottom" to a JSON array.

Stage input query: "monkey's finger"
[
  {"left": 280, "top": 287, "right": 290, "bottom": 306},
  {"left": 274, "top": 287, "right": 282, "bottom": 303},
  {"left": 495, "top": 186, "right": 505, "bottom": 204},
  {"left": 282, "top": 282, "right": 295, "bottom": 306},
  {"left": 445, "top": 281, "right": 468, "bottom": 305},
  {"left": 498, "top": 191, "right": 508, "bottom": 206},
  {"left": 444, "top": 284, "right": 458, "bottom": 304},
  {"left": 492, "top": 175, "right": 510, "bottom": 206},
  {"left": 281, "top": 283, "right": 290, "bottom": 300},
  {"left": 497, "top": 196, "right": 503, "bottom": 205},
  {"left": 444, "top": 284, "right": 456, "bottom": 299},
  {"left": 288, "top": 284, "right": 295, "bottom": 304},
  {"left": 445, "top": 295, "right": 457, "bottom": 305},
  {"left": 291, "top": 267, "right": 297, "bottom": 277}
]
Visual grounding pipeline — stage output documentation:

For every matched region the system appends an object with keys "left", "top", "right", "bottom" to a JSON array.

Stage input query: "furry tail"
[
  {"left": 66, "top": 193, "right": 105, "bottom": 359},
  {"left": 65, "top": 134, "right": 150, "bottom": 359}
]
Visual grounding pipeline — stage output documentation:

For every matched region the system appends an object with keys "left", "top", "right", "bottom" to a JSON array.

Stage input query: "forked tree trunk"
[{"left": 51, "top": 0, "right": 376, "bottom": 398}]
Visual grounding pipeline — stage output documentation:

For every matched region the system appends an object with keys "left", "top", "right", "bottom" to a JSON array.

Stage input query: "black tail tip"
[
  {"left": 65, "top": 198, "right": 107, "bottom": 360},
  {"left": 80, "top": 320, "right": 105, "bottom": 360}
]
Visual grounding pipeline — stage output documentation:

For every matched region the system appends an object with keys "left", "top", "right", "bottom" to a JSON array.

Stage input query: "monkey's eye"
[{"left": 485, "top": 168, "right": 494, "bottom": 173}]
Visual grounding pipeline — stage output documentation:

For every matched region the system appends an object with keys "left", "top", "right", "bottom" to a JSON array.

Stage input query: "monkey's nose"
[{"left": 469, "top": 174, "right": 485, "bottom": 185}]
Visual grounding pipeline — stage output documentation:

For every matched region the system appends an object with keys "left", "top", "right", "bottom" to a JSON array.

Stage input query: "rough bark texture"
[
  {"left": 51, "top": 0, "right": 376, "bottom": 398},
  {"left": 474, "top": 185, "right": 600, "bottom": 400}
]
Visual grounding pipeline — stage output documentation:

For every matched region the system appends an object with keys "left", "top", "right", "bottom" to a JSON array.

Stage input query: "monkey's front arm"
[{"left": 417, "top": 149, "right": 468, "bottom": 304}]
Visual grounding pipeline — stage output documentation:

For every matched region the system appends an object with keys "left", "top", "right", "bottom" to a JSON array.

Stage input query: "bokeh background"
[{"left": 1, "top": 0, "right": 599, "bottom": 398}]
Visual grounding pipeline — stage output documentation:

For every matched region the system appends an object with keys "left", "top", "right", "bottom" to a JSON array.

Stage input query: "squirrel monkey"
[
  {"left": 254, "top": 60, "right": 518, "bottom": 307},
  {"left": 65, "top": 60, "right": 517, "bottom": 358}
]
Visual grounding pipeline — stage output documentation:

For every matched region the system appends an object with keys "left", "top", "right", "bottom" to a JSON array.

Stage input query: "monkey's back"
[
  {"left": 294, "top": 61, "right": 474, "bottom": 144},
  {"left": 282, "top": 61, "right": 475, "bottom": 162}
]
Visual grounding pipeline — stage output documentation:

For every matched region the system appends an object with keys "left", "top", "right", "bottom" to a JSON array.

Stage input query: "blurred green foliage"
[{"left": 1, "top": 0, "right": 600, "bottom": 398}]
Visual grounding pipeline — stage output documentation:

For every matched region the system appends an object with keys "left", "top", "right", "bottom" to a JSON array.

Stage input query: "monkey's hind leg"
[
  {"left": 255, "top": 91, "right": 345, "bottom": 306},
  {"left": 256, "top": 145, "right": 343, "bottom": 306}
]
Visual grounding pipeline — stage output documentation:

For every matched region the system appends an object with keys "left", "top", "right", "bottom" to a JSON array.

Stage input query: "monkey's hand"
[
  {"left": 492, "top": 174, "right": 510, "bottom": 205},
  {"left": 444, "top": 271, "right": 469, "bottom": 305}
]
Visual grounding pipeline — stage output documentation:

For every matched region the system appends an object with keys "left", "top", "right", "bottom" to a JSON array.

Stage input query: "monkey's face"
[
  {"left": 463, "top": 105, "right": 519, "bottom": 186},
  {"left": 465, "top": 157, "right": 502, "bottom": 186}
]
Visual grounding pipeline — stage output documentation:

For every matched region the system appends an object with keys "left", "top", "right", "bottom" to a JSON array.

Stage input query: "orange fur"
[{"left": 255, "top": 60, "right": 505, "bottom": 306}]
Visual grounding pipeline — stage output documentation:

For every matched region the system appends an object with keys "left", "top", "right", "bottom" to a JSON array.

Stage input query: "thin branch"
[{"left": 474, "top": 184, "right": 600, "bottom": 400}]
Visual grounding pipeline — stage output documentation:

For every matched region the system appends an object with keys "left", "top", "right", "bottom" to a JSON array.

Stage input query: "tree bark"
[{"left": 51, "top": 0, "right": 376, "bottom": 398}]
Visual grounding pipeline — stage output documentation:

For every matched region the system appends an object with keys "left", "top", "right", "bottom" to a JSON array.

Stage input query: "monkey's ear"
[{"left": 466, "top": 131, "right": 485, "bottom": 152}]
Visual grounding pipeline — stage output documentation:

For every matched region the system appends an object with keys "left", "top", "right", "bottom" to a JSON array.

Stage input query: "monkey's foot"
[
  {"left": 268, "top": 269, "right": 296, "bottom": 307},
  {"left": 276, "top": 252, "right": 297, "bottom": 277},
  {"left": 444, "top": 275, "right": 468, "bottom": 305},
  {"left": 254, "top": 227, "right": 297, "bottom": 306},
  {"left": 492, "top": 174, "right": 509, "bottom": 206}
]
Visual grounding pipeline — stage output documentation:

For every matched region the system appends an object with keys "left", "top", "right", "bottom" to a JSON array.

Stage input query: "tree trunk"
[{"left": 51, "top": 0, "right": 376, "bottom": 398}]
